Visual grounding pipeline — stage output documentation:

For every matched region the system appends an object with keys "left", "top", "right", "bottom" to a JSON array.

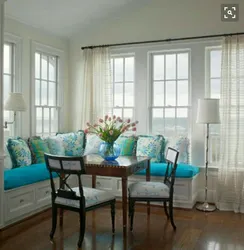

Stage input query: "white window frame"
[
  {"left": 4, "top": 33, "right": 22, "bottom": 137},
  {"left": 111, "top": 54, "right": 135, "bottom": 120},
  {"left": 149, "top": 49, "right": 191, "bottom": 137},
  {"left": 31, "top": 41, "right": 64, "bottom": 136},
  {"left": 205, "top": 46, "right": 222, "bottom": 166}
]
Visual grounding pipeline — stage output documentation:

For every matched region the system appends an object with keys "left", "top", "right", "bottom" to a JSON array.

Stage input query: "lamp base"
[{"left": 196, "top": 202, "right": 216, "bottom": 212}]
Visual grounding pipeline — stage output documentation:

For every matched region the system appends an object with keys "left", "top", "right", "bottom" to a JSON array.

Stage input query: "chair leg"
[
  {"left": 169, "top": 200, "right": 176, "bottom": 230},
  {"left": 50, "top": 205, "right": 57, "bottom": 240},
  {"left": 111, "top": 201, "right": 115, "bottom": 234},
  {"left": 129, "top": 199, "right": 135, "bottom": 231},
  {"left": 78, "top": 210, "right": 86, "bottom": 248},
  {"left": 163, "top": 201, "right": 169, "bottom": 219}
]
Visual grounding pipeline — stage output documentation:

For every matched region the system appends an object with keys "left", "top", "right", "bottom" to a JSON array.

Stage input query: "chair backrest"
[
  {"left": 44, "top": 153, "right": 86, "bottom": 202},
  {"left": 164, "top": 147, "right": 179, "bottom": 191}
]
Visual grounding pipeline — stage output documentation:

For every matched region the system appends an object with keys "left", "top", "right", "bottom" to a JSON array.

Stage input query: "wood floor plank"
[{"left": 1, "top": 204, "right": 244, "bottom": 250}]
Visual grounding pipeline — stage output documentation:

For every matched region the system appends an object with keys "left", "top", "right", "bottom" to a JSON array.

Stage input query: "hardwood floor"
[{"left": 1, "top": 203, "right": 244, "bottom": 250}]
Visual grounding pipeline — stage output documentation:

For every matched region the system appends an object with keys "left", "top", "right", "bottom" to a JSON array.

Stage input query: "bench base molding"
[{"left": 2, "top": 173, "right": 199, "bottom": 227}]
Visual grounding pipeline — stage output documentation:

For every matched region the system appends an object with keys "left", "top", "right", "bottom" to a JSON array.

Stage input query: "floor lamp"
[{"left": 196, "top": 98, "right": 220, "bottom": 212}]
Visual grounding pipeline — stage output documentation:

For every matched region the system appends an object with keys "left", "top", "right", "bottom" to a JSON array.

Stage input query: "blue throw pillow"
[{"left": 7, "top": 137, "right": 32, "bottom": 168}]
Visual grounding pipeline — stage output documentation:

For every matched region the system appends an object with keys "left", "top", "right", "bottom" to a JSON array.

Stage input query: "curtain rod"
[{"left": 81, "top": 32, "right": 244, "bottom": 50}]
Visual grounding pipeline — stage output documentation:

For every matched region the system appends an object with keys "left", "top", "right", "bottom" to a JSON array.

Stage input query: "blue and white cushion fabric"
[
  {"left": 7, "top": 137, "right": 32, "bottom": 168},
  {"left": 136, "top": 135, "right": 166, "bottom": 163},
  {"left": 55, "top": 187, "right": 115, "bottom": 208},
  {"left": 84, "top": 134, "right": 103, "bottom": 155},
  {"left": 128, "top": 181, "right": 169, "bottom": 198},
  {"left": 165, "top": 136, "right": 190, "bottom": 164},
  {"left": 46, "top": 136, "right": 65, "bottom": 155},
  {"left": 56, "top": 131, "right": 85, "bottom": 156}
]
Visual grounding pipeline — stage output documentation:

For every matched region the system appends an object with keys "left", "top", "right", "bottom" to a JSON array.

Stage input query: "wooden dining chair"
[
  {"left": 128, "top": 147, "right": 179, "bottom": 231},
  {"left": 44, "top": 153, "right": 116, "bottom": 248}
]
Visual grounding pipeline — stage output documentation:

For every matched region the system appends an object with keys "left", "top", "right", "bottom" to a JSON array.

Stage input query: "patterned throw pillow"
[
  {"left": 116, "top": 135, "right": 137, "bottom": 156},
  {"left": 84, "top": 134, "right": 103, "bottom": 155},
  {"left": 56, "top": 131, "right": 85, "bottom": 156},
  {"left": 165, "top": 136, "right": 190, "bottom": 164},
  {"left": 7, "top": 137, "right": 32, "bottom": 168},
  {"left": 46, "top": 136, "right": 65, "bottom": 156},
  {"left": 28, "top": 137, "right": 50, "bottom": 163},
  {"left": 136, "top": 135, "right": 166, "bottom": 163}
]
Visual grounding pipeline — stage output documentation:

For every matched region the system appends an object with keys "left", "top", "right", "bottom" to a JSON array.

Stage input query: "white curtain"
[
  {"left": 217, "top": 35, "right": 244, "bottom": 212},
  {"left": 80, "top": 47, "right": 112, "bottom": 128}
]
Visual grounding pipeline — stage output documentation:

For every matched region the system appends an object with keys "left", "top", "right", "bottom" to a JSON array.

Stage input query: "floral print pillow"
[
  {"left": 136, "top": 135, "right": 166, "bottom": 163},
  {"left": 165, "top": 136, "right": 190, "bottom": 164},
  {"left": 84, "top": 134, "right": 103, "bottom": 155},
  {"left": 46, "top": 136, "right": 65, "bottom": 156},
  {"left": 56, "top": 131, "right": 85, "bottom": 156},
  {"left": 7, "top": 137, "right": 32, "bottom": 168}
]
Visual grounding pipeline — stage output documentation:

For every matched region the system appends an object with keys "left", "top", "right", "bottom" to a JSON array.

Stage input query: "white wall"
[
  {"left": 4, "top": 17, "right": 70, "bottom": 137},
  {"left": 69, "top": 0, "right": 244, "bottom": 166}
]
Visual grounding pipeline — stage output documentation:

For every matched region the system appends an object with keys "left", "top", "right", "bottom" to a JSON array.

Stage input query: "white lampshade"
[
  {"left": 4, "top": 93, "right": 27, "bottom": 112},
  {"left": 196, "top": 98, "right": 220, "bottom": 124}
]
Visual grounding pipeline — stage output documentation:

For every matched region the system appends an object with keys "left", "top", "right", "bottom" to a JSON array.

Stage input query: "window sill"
[{"left": 198, "top": 165, "right": 219, "bottom": 171}]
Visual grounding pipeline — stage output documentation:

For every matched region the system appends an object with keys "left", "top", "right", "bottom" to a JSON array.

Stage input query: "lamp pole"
[{"left": 196, "top": 123, "right": 216, "bottom": 212}]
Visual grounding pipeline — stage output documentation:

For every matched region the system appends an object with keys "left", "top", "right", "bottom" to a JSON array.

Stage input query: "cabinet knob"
[
  {"left": 96, "top": 181, "right": 101, "bottom": 186},
  {"left": 45, "top": 190, "right": 49, "bottom": 194},
  {"left": 20, "top": 199, "right": 24, "bottom": 203}
]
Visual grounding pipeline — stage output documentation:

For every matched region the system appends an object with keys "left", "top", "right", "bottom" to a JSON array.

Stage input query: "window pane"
[
  {"left": 41, "top": 80, "right": 48, "bottom": 105},
  {"left": 165, "top": 54, "right": 176, "bottom": 80},
  {"left": 165, "top": 108, "right": 175, "bottom": 137},
  {"left": 36, "top": 107, "right": 42, "bottom": 134},
  {"left": 111, "top": 58, "right": 114, "bottom": 83},
  {"left": 153, "top": 81, "right": 164, "bottom": 106},
  {"left": 35, "top": 53, "right": 40, "bottom": 78},
  {"left": 177, "top": 53, "right": 188, "bottom": 79},
  {"left": 153, "top": 55, "right": 164, "bottom": 80},
  {"left": 210, "top": 79, "right": 221, "bottom": 99},
  {"left": 35, "top": 80, "right": 40, "bottom": 105},
  {"left": 210, "top": 50, "right": 221, "bottom": 78},
  {"left": 49, "top": 56, "right": 56, "bottom": 81},
  {"left": 43, "top": 108, "right": 50, "bottom": 133},
  {"left": 41, "top": 54, "right": 48, "bottom": 80},
  {"left": 51, "top": 108, "right": 58, "bottom": 133},
  {"left": 177, "top": 80, "right": 188, "bottom": 106},
  {"left": 165, "top": 81, "right": 176, "bottom": 106},
  {"left": 3, "top": 75, "right": 11, "bottom": 102},
  {"left": 114, "top": 58, "right": 123, "bottom": 82},
  {"left": 123, "top": 109, "right": 133, "bottom": 119},
  {"left": 124, "top": 82, "right": 134, "bottom": 107},
  {"left": 125, "top": 57, "right": 134, "bottom": 81},
  {"left": 48, "top": 81, "right": 56, "bottom": 106},
  {"left": 113, "top": 108, "right": 122, "bottom": 118},
  {"left": 176, "top": 108, "right": 188, "bottom": 136},
  {"left": 152, "top": 108, "right": 164, "bottom": 134},
  {"left": 114, "top": 83, "right": 123, "bottom": 106},
  {"left": 4, "top": 44, "right": 11, "bottom": 74}
]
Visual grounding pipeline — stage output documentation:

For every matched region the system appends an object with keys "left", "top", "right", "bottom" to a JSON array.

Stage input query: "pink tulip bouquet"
[{"left": 84, "top": 115, "right": 138, "bottom": 144}]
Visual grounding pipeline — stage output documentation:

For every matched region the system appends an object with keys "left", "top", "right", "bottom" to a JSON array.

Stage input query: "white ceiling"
[{"left": 5, "top": 0, "right": 141, "bottom": 38}]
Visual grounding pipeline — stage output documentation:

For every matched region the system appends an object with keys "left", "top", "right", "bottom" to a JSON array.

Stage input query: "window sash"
[
  {"left": 33, "top": 50, "right": 60, "bottom": 136},
  {"left": 111, "top": 55, "right": 135, "bottom": 119},
  {"left": 150, "top": 51, "right": 190, "bottom": 136}
]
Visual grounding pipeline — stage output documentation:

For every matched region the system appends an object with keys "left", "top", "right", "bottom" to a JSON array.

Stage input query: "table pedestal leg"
[{"left": 122, "top": 177, "right": 128, "bottom": 235}]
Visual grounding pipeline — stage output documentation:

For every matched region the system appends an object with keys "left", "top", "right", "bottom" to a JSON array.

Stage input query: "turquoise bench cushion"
[
  {"left": 136, "top": 162, "right": 200, "bottom": 178},
  {"left": 4, "top": 163, "right": 57, "bottom": 190}
]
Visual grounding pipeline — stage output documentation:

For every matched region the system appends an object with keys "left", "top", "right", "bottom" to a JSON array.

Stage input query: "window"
[
  {"left": 111, "top": 56, "right": 134, "bottom": 119},
  {"left": 206, "top": 47, "right": 222, "bottom": 165},
  {"left": 34, "top": 51, "right": 60, "bottom": 136},
  {"left": 3, "top": 42, "right": 15, "bottom": 136},
  {"left": 150, "top": 51, "right": 190, "bottom": 137}
]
